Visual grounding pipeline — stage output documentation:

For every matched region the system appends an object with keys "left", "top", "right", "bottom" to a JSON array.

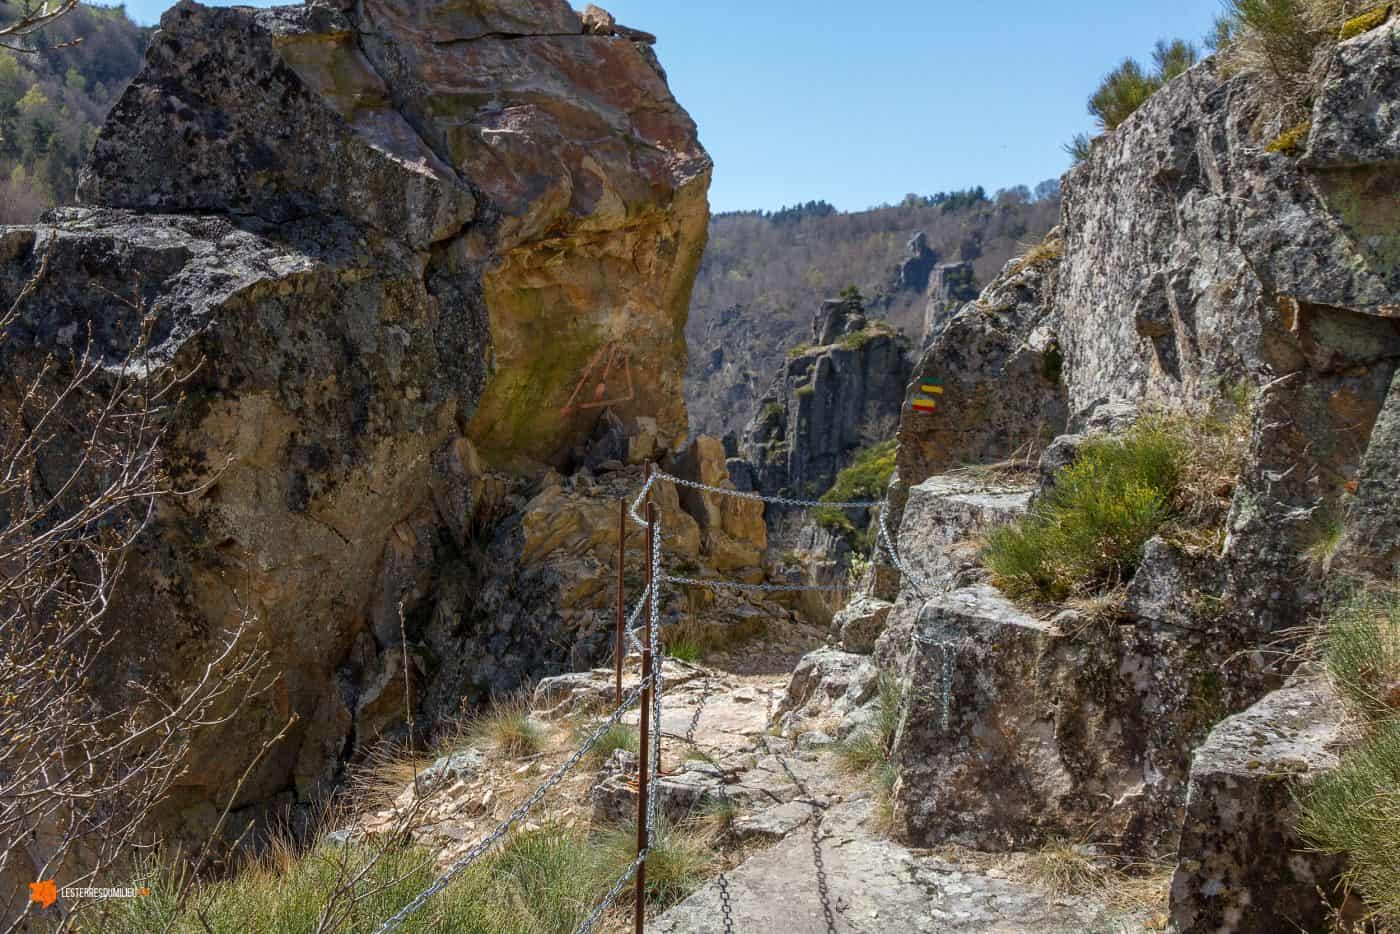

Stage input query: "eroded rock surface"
[
  {"left": 0, "top": 0, "right": 710, "bottom": 844},
  {"left": 1168, "top": 677, "right": 1348, "bottom": 934}
]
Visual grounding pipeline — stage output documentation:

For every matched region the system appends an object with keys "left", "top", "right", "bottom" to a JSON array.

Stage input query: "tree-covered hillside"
[
  {"left": 686, "top": 184, "right": 1060, "bottom": 439},
  {"left": 0, "top": 2, "right": 150, "bottom": 223}
]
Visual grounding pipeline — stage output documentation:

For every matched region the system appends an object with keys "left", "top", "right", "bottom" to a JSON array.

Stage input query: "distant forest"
[
  {"left": 0, "top": 2, "right": 150, "bottom": 223},
  {"left": 685, "top": 184, "right": 1062, "bottom": 439}
]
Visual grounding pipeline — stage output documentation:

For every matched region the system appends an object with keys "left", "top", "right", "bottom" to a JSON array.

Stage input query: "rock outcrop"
[
  {"left": 1167, "top": 677, "right": 1348, "bottom": 934},
  {"left": 0, "top": 0, "right": 709, "bottom": 843},
  {"left": 806, "top": 21, "right": 1400, "bottom": 926},
  {"left": 742, "top": 298, "right": 912, "bottom": 502},
  {"left": 919, "top": 260, "right": 978, "bottom": 346}
]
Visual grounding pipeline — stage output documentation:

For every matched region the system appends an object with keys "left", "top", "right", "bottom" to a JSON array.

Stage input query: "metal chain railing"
[
  {"left": 662, "top": 572, "right": 854, "bottom": 594},
  {"left": 657, "top": 469, "right": 881, "bottom": 510},
  {"left": 375, "top": 464, "right": 943, "bottom": 933},
  {"left": 576, "top": 851, "right": 648, "bottom": 934},
  {"left": 372, "top": 674, "right": 653, "bottom": 934}
]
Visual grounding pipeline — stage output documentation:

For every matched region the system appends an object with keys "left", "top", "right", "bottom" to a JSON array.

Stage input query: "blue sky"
[{"left": 119, "top": 0, "right": 1224, "bottom": 213}]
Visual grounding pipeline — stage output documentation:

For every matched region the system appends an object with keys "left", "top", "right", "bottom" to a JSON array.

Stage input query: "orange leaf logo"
[{"left": 28, "top": 879, "right": 57, "bottom": 910}]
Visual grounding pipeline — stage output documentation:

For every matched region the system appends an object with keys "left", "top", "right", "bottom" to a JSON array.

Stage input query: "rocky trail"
[{"left": 373, "top": 629, "right": 1164, "bottom": 933}]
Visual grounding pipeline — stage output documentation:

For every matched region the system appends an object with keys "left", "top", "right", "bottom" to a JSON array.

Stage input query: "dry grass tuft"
[
  {"left": 1008, "top": 235, "right": 1065, "bottom": 277},
  {"left": 461, "top": 691, "right": 546, "bottom": 759}
]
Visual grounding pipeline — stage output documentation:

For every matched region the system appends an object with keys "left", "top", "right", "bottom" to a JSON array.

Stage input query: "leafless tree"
[
  {"left": 0, "top": 0, "right": 82, "bottom": 54},
  {"left": 0, "top": 244, "right": 267, "bottom": 931}
]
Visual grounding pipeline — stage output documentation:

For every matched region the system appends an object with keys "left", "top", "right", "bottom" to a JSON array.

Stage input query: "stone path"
[{"left": 655, "top": 796, "right": 1149, "bottom": 933}]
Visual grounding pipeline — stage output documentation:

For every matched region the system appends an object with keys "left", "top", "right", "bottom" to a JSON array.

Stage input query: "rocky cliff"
[
  {"left": 0, "top": 0, "right": 709, "bottom": 846},
  {"left": 740, "top": 297, "right": 911, "bottom": 504},
  {"left": 826, "top": 13, "right": 1399, "bottom": 932}
]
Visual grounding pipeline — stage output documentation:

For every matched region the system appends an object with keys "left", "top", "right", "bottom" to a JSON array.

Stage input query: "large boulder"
[
  {"left": 0, "top": 0, "right": 710, "bottom": 843},
  {"left": 81, "top": 0, "right": 710, "bottom": 472},
  {"left": 1167, "top": 677, "right": 1348, "bottom": 934}
]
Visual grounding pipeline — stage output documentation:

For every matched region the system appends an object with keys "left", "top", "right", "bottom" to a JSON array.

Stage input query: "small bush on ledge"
[
  {"left": 982, "top": 411, "right": 1246, "bottom": 604},
  {"left": 811, "top": 439, "right": 898, "bottom": 543}
]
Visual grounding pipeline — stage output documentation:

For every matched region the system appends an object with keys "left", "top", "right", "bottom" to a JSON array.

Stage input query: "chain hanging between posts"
[{"left": 684, "top": 676, "right": 712, "bottom": 748}]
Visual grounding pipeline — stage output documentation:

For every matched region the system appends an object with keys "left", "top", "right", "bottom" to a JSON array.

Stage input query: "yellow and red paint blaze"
[{"left": 912, "top": 377, "right": 944, "bottom": 413}]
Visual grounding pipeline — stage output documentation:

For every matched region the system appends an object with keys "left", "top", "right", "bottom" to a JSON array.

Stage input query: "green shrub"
[
  {"left": 811, "top": 439, "right": 898, "bottom": 539},
  {"left": 983, "top": 419, "right": 1189, "bottom": 602},
  {"left": 1089, "top": 58, "right": 1161, "bottom": 131},
  {"left": 1215, "top": 0, "right": 1377, "bottom": 116},
  {"left": 1321, "top": 584, "right": 1400, "bottom": 722},
  {"left": 1152, "top": 38, "right": 1200, "bottom": 81},
  {"left": 786, "top": 343, "right": 813, "bottom": 359},
  {"left": 1297, "top": 722, "right": 1400, "bottom": 922},
  {"left": 1063, "top": 132, "right": 1094, "bottom": 164}
]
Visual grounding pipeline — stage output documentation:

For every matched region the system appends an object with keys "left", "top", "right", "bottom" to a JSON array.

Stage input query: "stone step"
[{"left": 891, "top": 474, "right": 1035, "bottom": 596}]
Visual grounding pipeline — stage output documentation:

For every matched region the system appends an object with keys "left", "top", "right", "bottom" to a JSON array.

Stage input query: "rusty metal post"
[
  {"left": 635, "top": 498, "right": 656, "bottom": 933},
  {"left": 615, "top": 498, "right": 626, "bottom": 707}
]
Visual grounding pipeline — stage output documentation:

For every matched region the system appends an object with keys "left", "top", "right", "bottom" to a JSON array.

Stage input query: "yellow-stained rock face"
[
  {"left": 346, "top": 0, "right": 713, "bottom": 470},
  {"left": 11, "top": 0, "right": 712, "bottom": 849},
  {"left": 672, "top": 436, "right": 767, "bottom": 573}
]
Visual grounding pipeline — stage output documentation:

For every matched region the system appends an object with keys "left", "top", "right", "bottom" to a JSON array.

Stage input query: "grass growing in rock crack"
[
  {"left": 1298, "top": 580, "right": 1400, "bottom": 925},
  {"left": 982, "top": 411, "right": 1246, "bottom": 604},
  {"left": 595, "top": 817, "right": 719, "bottom": 910},
  {"left": 834, "top": 674, "right": 903, "bottom": 826},
  {"left": 666, "top": 634, "right": 703, "bottom": 664},
  {"left": 1297, "top": 721, "right": 1400, "bottom": 923},
  {"left": 1320, "top": 583, "right": 1400, "bottom": 722}
]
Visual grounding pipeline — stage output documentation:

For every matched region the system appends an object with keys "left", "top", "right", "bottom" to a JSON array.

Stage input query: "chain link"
[
  {"left": 809, "top": 813, "right": 838, "bottom": 934},
  {"left": 575, "top": 851, "right": 648, "bottom": 934},
  {"left": 683, "top": 676, "right": 712, "bottom": 747},
  {"left": 647, "top": 518, "right": 664, "bottom": 849},
  {"left": 662, "top": 573, "right": 853, "bottom": 594},
  {"left": 373, "top": 676, "right": 653, "bottom": 934},
  {"left": 654, "top": 469, "right": 881, "bottom": 510}
]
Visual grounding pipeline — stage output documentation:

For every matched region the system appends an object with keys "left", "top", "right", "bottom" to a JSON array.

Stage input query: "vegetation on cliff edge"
[
  {"left": 1298, "top": 581, "right": 1400, "bottom": 926},
  {"left": 983, "top": 410, "right": 1247, "bottom": 604}
]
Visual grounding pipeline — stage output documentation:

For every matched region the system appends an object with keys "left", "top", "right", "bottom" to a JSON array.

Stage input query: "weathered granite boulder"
[
  {"left": 1304, "top": 13, "right": 1400, "bottom": 172},
  {"left": 883, "top": 582, "right": 1266, "bottom": 856},
  {"left": 1168, "top": 677, "right": 1348, "bottom": 934},
  {"left": 832, "top": 595, "right": 893, "bottom": 654},
  {"left": 0, "top": 0, "right": 710, "bottom": 843},
  {"left": 775, "top": 647, "right": 880, "bottom": 740}
]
